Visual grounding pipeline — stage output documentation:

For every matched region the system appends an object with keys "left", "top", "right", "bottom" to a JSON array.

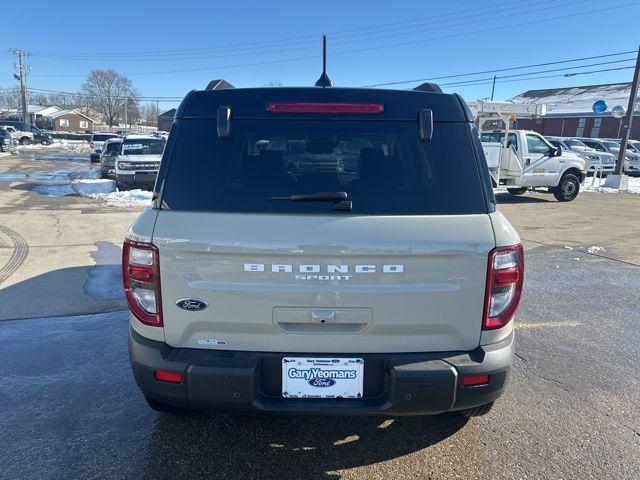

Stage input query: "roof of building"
[
  {"left": 158, "top": 108, "right": 177, "bottom": 118},
  {"left": 46, "top": 109, "right": 94, "bottom": 121},
  {"left": 27, "top": 104, "right": 60, "bottom": 114},
  {"left": 509, "top": 82, "right": 633, "bottom": 114}
]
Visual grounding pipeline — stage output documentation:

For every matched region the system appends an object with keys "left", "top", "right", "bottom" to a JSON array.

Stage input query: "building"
[
  {"left": 508, "top": 83, "right": 639, "bottom": 139},
  {"left": 27, "top": 105, "right": 61, "bottom": 127},
  {"left": 45, "top": 109, "right": 95, "bottom": 132},
  {"left": 157, "top": 108, "right": 176, "bottom": 132}
]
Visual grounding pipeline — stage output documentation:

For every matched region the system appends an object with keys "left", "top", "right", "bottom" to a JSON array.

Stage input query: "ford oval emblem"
[
  {"left": 308, "top": 378, "right": 336, "bottom": 388},
  {"left": 176, "top": 298, "right": 208, "bottom": 311}
]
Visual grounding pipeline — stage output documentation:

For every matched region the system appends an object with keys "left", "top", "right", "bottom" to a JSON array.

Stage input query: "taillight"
[
  {"left": 122, "top": 239, "right": 162, "bottom": 326},
  {"left": 483, "top": 243, "right": 524, "bottom": 330},
  {"left": 266, "top": 102, "right": 384, "bottom": 114}
]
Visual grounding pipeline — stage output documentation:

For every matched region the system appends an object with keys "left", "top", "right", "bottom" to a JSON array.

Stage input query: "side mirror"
[
  {"left": 96, "top": 148, "right": 102, "bottom": 154},
  {"left": 553, "top": 146, "right": 562, "bottom": 156},
  {"left": 417, "top": 108, "right": 433, "bottom": 142}
]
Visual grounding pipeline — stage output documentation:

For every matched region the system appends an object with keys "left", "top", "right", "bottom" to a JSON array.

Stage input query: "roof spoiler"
[
  {"left": 206, "top": 79, "right": 235, "bottom": 90},
  {"left": 413, "top": 82, "right": 442, "bottom": 93}
]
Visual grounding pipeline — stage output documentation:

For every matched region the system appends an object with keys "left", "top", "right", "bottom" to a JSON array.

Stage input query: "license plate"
[{"left": 282, "top": 357, "right": 364, "bottom": 399}]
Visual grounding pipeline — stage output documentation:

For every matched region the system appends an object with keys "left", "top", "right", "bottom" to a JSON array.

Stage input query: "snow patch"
[
  {"left": 90, "top": 189, "right": 153, "bottom": 207},
  {"left": 563, "top": 246, "right": 574, "bottom": 251},
  {"left": 583, "top": 176, "right": 640, "bottom": 194},
  {"left": 587, "top": 246, "right": 606, "bottom": 254},
  {"left": 71, "top": 178, "right": 116, "bottom": 196}
]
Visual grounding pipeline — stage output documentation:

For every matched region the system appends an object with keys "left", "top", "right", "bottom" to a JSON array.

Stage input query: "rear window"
[
  {"left": 160, "top": 119, "right": 487, "bottom": 215},
  {"left": 105, "top": 141, "right": 121, "bottom": 153},
  {"left": 92, "top": 134, "right": 117, "bottom": 141},
  {"left": 121, "top": 139, "right": 164, "bottom": 155}
]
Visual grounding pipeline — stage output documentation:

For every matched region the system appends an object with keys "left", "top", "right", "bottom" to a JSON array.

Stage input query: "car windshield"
[
  {"left": 121, "top": 139, "right": 164, "bottom": 155},
  {"left": 564, "top": 139, "right": 587, "bottom": 148},
  {"left": 161, "top": 119, "right": 487, "bottom": 215},
  {"left": 603, "top": 141, "right": 620, "bottom": 149}
]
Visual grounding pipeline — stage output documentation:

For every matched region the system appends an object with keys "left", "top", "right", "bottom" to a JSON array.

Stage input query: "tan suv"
[{"left": 124, "top": 82, "right": 523, "bottom": 417}]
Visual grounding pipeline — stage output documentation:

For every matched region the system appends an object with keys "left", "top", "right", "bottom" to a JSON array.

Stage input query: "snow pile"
[
  {"left": 510, "top": 83, "right": 631, "bottom": 114},
  {"left": 583, "top": 176, "right": 640, "bottom": 194},
  {"left": 71, "top": 178, "right": 116, "bottom": 196},
  {"left": 17, "top": 140, "right": 91, "bottom": 153},
  {"left": 0, "top": 151, "right": 11, "bottom": 158},
  {"left": 89, "top": 189, "right": 153, "bottom": 207}
]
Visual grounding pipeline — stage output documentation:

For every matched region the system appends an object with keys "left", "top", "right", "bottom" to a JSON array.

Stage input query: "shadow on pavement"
[
  {"left": 0, "top": 264, "right": 125, "bottom": 320},
  {"left": 141, "top": 411, "right": 468, "bottom": 479},
  {"left": 495, "top": 192, "right": 553, "bottom": 204}
]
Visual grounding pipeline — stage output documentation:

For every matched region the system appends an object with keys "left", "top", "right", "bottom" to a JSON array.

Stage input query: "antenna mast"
[{"left": 315, "top": 35, "right": 333, "bottom": 87}]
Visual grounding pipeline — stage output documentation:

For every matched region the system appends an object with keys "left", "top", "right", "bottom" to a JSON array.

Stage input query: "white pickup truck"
[{"left": 481, "top": 129, "right": 586, "bottom": 201}]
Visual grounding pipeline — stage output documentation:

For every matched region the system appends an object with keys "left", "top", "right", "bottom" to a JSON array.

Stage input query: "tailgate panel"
[{"left": 153, "top": 212, "right": 495, "bottom": 353}]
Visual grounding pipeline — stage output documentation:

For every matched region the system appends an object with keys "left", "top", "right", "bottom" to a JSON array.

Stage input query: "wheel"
[
  {"left": 552, "top": 173, "right": 580, "bottom": 202},
  {"left": 459, "top": 401, "right": 494, "bottom": 417},
  {"left": 145, "top": 395, "right": 188, "bottom": 414},
  {"left": 100, "top": 168, "right": 109, "bottom": 179},
  {"left": 116, "top": 181, "right": 128, "bottom": 191},
  {"left": 507, "top": 187, "right": 527, "bottom": 195},
  {"left": 20, "top": 137, "right": 31, "bottom": 145}
]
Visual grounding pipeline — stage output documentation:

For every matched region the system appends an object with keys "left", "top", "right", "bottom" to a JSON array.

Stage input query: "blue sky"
[{"left": 1, "top": 0, "right": 639, "bottom": 110}]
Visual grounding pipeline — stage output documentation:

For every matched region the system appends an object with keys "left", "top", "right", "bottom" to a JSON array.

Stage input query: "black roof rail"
[
  {"left": 413, "top": 82, "right": 443, "bottom": 93},
  {"left": 205, "top": 79, "right": 235, "bottom": 91}
]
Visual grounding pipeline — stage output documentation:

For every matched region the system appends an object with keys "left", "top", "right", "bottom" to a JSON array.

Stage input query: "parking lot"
[{"left": 1, "top": 149, "right": 639, "bottom": 479}]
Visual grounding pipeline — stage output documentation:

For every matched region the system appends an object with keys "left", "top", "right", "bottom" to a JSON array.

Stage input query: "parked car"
[
  {"left": 0, "top": 127, "right": 16, "bottom": 152},
  {"left": 89, "top": 133, "right": 120, "bottom": 162},
  {"left": 99, "top": 138, "right": 122, "bottom": 178},
  {"left": 115, "top": 135, "right": 165, "bottom": 190},
  {"left": 576, "top": 138, "right": 640, "bottom": 176},
  {"left": 0, "top": 120, "right": 53, "bottom": 145},
  {"left": 545, "top": 136, "right": 615, "bottom": 177},
  {"left": 125, "top": 82, "right": 523, "bottom": 417}
]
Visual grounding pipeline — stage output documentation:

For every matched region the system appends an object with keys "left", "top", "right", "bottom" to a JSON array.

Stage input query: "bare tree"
[
  {"left": 139, "top": 102, "right": 159, "bottom": 126},
  {"left": 0, "top": 87, "right": 22, "bottom": 111},
  {"left": 81, "top": 70, "right": 140, "bottom": 126}
]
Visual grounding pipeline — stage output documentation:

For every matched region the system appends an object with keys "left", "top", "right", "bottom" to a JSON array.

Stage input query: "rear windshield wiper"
[{"left": 268, "top": 192, "right": 352, "bottom": 211}]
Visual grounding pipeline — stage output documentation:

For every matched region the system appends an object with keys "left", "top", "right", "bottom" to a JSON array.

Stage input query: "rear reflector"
[
  {"left": 154, "top": 370, "right": 183, "bottom": 384},
  {"left": 462, "top": 374, "right": 490, "bottom": 387},
  {"left": 266, "top": 102, "right": 384, "bottom": 114}
]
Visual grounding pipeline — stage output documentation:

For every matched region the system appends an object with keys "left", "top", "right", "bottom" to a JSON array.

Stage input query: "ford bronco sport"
[{"left": 125, "top": 81, "right": 523, "bottom": 417}]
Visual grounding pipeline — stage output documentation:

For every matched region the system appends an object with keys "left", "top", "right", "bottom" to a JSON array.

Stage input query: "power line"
[
  {"left": 32, "top": 0, "right": 564, "bottom": 62},
  {"left": 29, "top": 0, "right": 527, "bottom": 58},
  {"left": 365, "top": 51, "right": 638, "bottom": 87}
]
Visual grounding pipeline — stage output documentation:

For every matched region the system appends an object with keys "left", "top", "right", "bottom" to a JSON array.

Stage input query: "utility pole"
[
  {"left": 490, "top": 75, "right": 497, "bottom": 101},
  {"left": 10, "top": 49, "right": 31, "bottom": 124},
  {"left": 606, "top": 45, "right": 640, "bottom": 188}
]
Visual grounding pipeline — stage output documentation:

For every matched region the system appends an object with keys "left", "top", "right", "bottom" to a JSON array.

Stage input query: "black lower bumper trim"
[{"left": 129, "top": 328, "right": 513, "bottom": 415}]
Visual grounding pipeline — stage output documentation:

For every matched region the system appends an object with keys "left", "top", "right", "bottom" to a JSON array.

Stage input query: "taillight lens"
[
  {"left": 483, "top": 244, "right": 524, "bottom": 330},
  {"left": 122, "top": 239, "right": 162, "bottom": 326}
]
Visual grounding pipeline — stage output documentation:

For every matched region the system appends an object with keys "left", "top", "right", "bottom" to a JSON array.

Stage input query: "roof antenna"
[{"left": 315, "top": 35, "right": 333, "bottom": 87}]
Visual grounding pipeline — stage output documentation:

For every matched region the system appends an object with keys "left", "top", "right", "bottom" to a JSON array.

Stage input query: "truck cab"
[{"left": 481, "top": 129, "right": 585, "bottom": 201}]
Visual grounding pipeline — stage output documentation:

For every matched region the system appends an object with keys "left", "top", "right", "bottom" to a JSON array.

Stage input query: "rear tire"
[
  {"left": 507, "top": 187, "right": 527, "bottom": 195},
  {"left": 20, "top": 137, "right": 31, "bottom": 145},
  {"left": 145, "top": 395, "right": 188, "bottom": 415},
  {"left": 459, "top": 401, "right": 494, "bottom": 417},
  {"left": 552, "top": 173, "right": 580, "bottom": 202}
]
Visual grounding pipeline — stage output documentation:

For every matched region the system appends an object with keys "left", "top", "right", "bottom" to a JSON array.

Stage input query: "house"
[
  {"left": 157, "top": 108, "right": 176, "bottom": 132},
  {"left": 27, "top": 105, "right": 61, "bottom": 127},
  {"left": 507, "top": 82, "right": 639, "bottom": 139},
  {"left": 45, "top": 109, "right": 95, "bottom": 132}
]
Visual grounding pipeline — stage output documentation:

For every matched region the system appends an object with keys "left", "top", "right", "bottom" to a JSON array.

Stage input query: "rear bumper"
[{"left": 129, "top": 328, "right": 514, "bottom": 415}]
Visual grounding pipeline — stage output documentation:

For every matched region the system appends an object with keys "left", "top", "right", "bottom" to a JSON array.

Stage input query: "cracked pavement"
[{"left": 0, "top": 151, "right": 639, "bottom": 479}]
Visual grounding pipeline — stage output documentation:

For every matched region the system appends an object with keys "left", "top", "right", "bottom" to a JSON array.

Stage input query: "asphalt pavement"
[{"left": 0, "top": 150, "right": 639, "bottom": 479}]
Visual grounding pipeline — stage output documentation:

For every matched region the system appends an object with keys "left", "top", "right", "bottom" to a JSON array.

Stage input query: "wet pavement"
[{"left": 0, "top": 150, "right": 639, "bottom": 479}]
